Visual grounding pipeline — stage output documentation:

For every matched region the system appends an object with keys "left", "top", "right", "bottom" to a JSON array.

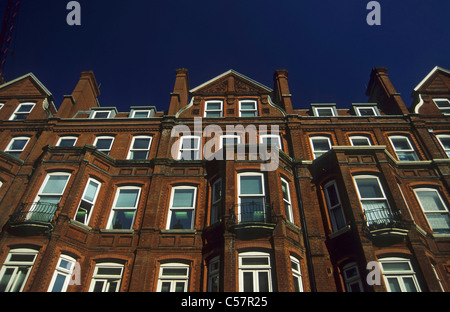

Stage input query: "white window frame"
[
  {"left": 127, "top": 135, "right": 152, "bottom": 160},
  {"left": 0, "top": 248, "right": 38, "bottom": 292},
  {"left": 34, "top": 172, "right": 71, "bottom": 204},
  {"left": 5, "top": 136, "right": 30, "bottom": 158},
  {"left": 355, "top": 106, "right": 379, "bottom": 116},
  {"left": 47, "top": 254, "right": 77, "bottom": 292},
  {"left": 431, "top": 263, "right": 445, "bottom": 292},
  {"left": 414, "top": 188, "right": 450, "bottom": 235},
  {"left": 237, "top": 172, "right": 267, "bottom": 223},
  {"left": 210, "top": 179, "right": 222, "bottom": 225},
  {"left": 56, "top": 136, "right": 78, "bottom": 147},
  {"left": 219, "top": 134, "right": 241, "bottom": 149},
  {"left": 74, "top": 178, "right": 101, "bottom": 225},
  {"left": 379, "top": 257, "right": 421, "bottom": 292},
  {"left": 238, "top": 251, "right": 272, "bottom": 292},
  {"left": 260, "top": 134, "right": 282, "bottom": 150},
  {"left": 166, "top": 185, "right": 197, "bottom": 230},
  {"left": 0, "top": 103, "right": 4, "bottom": 110},
  {"left": 342, "top": 262, "right": 363, "bottom": 292},
  {"left": 433, "top": 98, "right": 450, "bottom": 115},
  {"left": 94, "top": 136, "right": 114, "bottom": 155},
  {"left": 204, "top": 100, "right": 223, "bottom": 117},
  {"left": 290, "top": 256, "right": 303, "bottom": 292},
  {"left": 9, "top": 102, "right": 35, "bottom": 120},
  {"left": 207, "top": 257, "right": 220, "bottom": 292},
  {"left": 177, "top": 136, "right": 201, "bottom": 160},
  {"left": 314, "top": 107, "right": 336, "bottom": 117},
  {"left": 310, "top": 136, "right": 332, "bottom": 159},
  {"left": 130, "top": 109, "right": 152, "bottom": 118},
  {"left": 157, "top": 262, "right": 190, "bottom": 292},
  {"left": 281, "top": 178, "right": 294, "bottom": 223},
  {"left": 88, "top": 262, "right": 124, "bottom": 292},
  {"left": 323, "top": 180, "right": 347, "bottom": 232},
  {"left": 106, "top": 186, "right": 141, "bottom": 230},
  {"left": 388, "top": 135, "right": 419, "bottom": 161},
  {"left": 349, "top": 135, "right": 372, "bottom": 146},
  {"left": 239, "top": 100, "right": 258, "bottom": 117},
  {"left": 436, "top": 134, "right": 450, "bottom": 158},
  {"left": 353, "top": 175, "right": 391, "bottom": 226},
  {"left": 90, "top": 110, "right": 112, "bottom": 119}
]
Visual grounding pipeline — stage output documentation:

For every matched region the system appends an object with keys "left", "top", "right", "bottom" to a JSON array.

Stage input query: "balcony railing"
[
  {"left": 230, "top": 202, "right": 273, "bottom": 224},
  {"left": 8, "top": 202, "right": 59, "bottom": 234},
  {"left": 361, "top": 206, "right": 409, "bottom": 239}
]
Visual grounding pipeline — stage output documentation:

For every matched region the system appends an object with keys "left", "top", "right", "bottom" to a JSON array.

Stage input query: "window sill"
[
  {"left": 160, "top": 229, "right": 197, "bottom": 234},
  {"left": 328, "top": 225, "right": 351, "bottom": 239},
  {"left": 69, "top": 219, "right": 92, "bottom": 231},
  {"left": 100, "top": 229, "right": 134, "bottom": 234}
]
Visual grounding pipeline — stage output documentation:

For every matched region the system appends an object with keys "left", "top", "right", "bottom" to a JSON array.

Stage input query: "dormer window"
[
  {"left": 311, "top": 104, "right": 337, "bottom": 117},
  {"left": 352, "top": 103, "right": 380, "bottom": 116},
  {"left": 204, "top": 100, "right": 223, "bottom": 117},
  {"left": 89, "top": 108, "right": 117, "bottom": 119},
  {"left": 130, "top": 106, "right": 156, "bottom": 118},
  {"left": 433, "top": 99, "right": 450, "bottom": 115}
]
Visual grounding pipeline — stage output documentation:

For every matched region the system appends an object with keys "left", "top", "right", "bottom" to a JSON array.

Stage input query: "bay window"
[
  {"left": 414, "top": 188, "right": 450, "bottom": 235},
  {"left": 323, "top": 180, "right": 346, "bottom": 231},
  {"left": 237, "top": 172, "right": 267, "bottom": 223},
  {"left": 389, "top": 135, "right": 419, "bottom": 161},
  {"left": 74, "top": 178, "right": 101, "bottom": 225}
]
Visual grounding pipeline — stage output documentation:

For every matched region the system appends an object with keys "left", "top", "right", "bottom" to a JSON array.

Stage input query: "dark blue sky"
[{"left": 2, "top": 0, "right": 450, "bottom": 113}]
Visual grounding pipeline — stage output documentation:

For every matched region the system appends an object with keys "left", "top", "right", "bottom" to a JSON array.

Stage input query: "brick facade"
[{"left": 0, "top": 66, "right": 449, "bottom": 292}]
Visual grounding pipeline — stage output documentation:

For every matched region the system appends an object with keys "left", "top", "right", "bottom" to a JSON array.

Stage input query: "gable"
[
  {"left": 190, "top": 70, "right": 272, "bottom": 95},
  {"left": 0, "top": 73, "right": 53, "bottom": 98},
  {"left": 414, "top": 66, "right": 450, "bottom": 94}
]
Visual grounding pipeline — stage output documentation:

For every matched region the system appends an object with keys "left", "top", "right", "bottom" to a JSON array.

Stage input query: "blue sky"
[{"left": 2, "top": 0, "right": 450, "bottom": 112}]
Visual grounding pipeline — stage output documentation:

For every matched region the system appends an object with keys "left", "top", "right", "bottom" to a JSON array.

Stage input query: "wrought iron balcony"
[
  {"left": 8, "top": 202, "right": 59, "bottom": 236},
  {"left": 227, "top": 202, "right": 276, "bottom": 237},
  {"left": 361, "top": 206, "right": 409, "bottom": 240}
]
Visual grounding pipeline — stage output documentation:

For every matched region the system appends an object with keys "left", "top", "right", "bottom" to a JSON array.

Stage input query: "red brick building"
[{"left": 0, "top": 66, "right": 449, "bottom": 292}]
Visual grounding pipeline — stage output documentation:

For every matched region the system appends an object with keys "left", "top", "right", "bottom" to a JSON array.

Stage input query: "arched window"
[
  {"left": 238, "top": 251, "right": 272, "bottom": 292},
  {"left": 157, "top": 262, "right": 190, "bottom": 292}
]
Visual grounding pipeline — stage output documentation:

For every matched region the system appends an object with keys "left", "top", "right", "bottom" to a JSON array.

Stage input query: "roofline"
[
  {"left": 0, "top": 72, "right": 54, "bottom": 98},
  {"left": 190, "top": 69, "right": 273, "bottom": 93},
  {"left": 413, "top": 66, "right": 450, "bottom": 92}
]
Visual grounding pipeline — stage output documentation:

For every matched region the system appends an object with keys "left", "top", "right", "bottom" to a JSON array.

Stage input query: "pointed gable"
[
  {"left": 0, "top": 73, "right": 53, "bottom": 99},
  {"left": 190, "top": 70, "right": 272, "bottom": 95},
  {"left": 412, "top": 66, "right": 450, "bottom": 115}
]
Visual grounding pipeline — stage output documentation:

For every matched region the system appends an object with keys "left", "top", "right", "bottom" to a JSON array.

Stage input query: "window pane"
[
  {"left": 51, "top": 273, "right": 66, "bottom": 292},
  {"left": 133, "top": 111, "right": 149, "bottom": 118},
  {"left": 243, "top": 272, "right": 254, "bottom": 292},
  {"left": 175, "top": 282, "right": 185, "bottom": 292},
  {"left": 241, "top": 102, "right": 256, "bottom": 110},
  {"left": 417, "top": 191, "right": 446, "bottom": 211},
  {"left": 173, "top": 189, "right": 195, "bottom": 208},
  {"left": 313, "top": 139, "right": 331, "bottom": 151},
  {"left": 17, "top": 104, "right": 33, "bottom": 112},
  {"left": 59, "top": 138, "right": 76, "bottom": 147},
  {"left": 358, "top": 108, "right": 376, "bottom": 116},
  {"left": 387, "top": 278, "right": 401, "bottom": 292},
  {"left": 96, "top": 139, "right": 113, "bottom": 150},
  {"left": 130, "top": 151, "right": 148, "bottom": 160},
  {"left": 351, "top": 138, "right": 370, "bottom": 146},
  {"left": 381, "top": 262, "right": 411, "bottom": 271},
  {"left": 207, "top": 102, "right": 221, "bottom": 110},
  {"left": 403, "top": 277, "right": 418, "bottom": 292},
  {"left": 242, "top": 258, "right": 269, "bottom": 266},
  {"left": 391, "top": 138, "right": 411, "bottom": 150},
  {"left": 42, "top": 175, "right": 69, "bottom": 194},
  {"left": 84, "top": 181, "right": 99, "bottom": 202},
  {"left": 59, "top": 259, "right": 72, "bottom": 270},
  {"left": 258, "top": 272, "right": 269, "bottom": 292},
  {"left": 11, "top": 268, "right": 28, "bottom": 292},
  {"left": 111, "top": 210, "right": 135, "bottom": 229},
  {"left": 356, "top": 178, "right": 383, "bottom": 198},
  {"left": 160, "top": 282, "right": 171, "bottom": 292},
  {"left": 93, "top": 281, "right": 104, "bottom": 292},
  {"left": 97, "top": 267, "right": 123, "bottom": 276},
  {"left": 326, "top": 184, "right": 339, "bottom": 206},
  {"left": 240, "top": 111, "right": 257, "bottom": 117},
  {"left": 116, "top": 189, "right": 139, "bottom": 208},
  {"left": 206, "top": 111, "right": 221, "bottom": 117},
  {"left": 397, "top": 151, "right": 419, "bottom": 161},
  {"left": 317, "top": 108, "right": 334, "bottom": 116},
  {"left": 133, "top": 138, "right": 151, "bottom": 149},
  {"left": 107, "top": 281, "right": 119, "bottom": 292},
  {"left": 0, "top": 268, "right": 14, "bottom": 292},
  {"left": 169, "top": 210, "right": 193, "bottom": 229},
  {"left": 94, "top": 112, "right": 109, "bottom": 118},
  {"left": 426, "top": 214, "right": 450, "bottom": 233},
  {"left": 182, "top": 138, "right": 199, "bottom": 149},
  {"left": 10, "top": 139, "right": 28, "bottom": 150},
  {"left": 9, "top": 254, "right": 36, "bottom": 262},
  {"left": 240, "top": 176, "right": 263, "bottom": 195},
  {"left": 439, "top": 137, "right": 450, "bottom": 149},
  {"left": 162, "top": 268, "right": 188, "bottom": 276}
]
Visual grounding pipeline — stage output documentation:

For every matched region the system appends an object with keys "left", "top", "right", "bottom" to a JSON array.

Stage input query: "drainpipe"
[{"left": 293, "top": 161, "right": 317, "bottom": 292}]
